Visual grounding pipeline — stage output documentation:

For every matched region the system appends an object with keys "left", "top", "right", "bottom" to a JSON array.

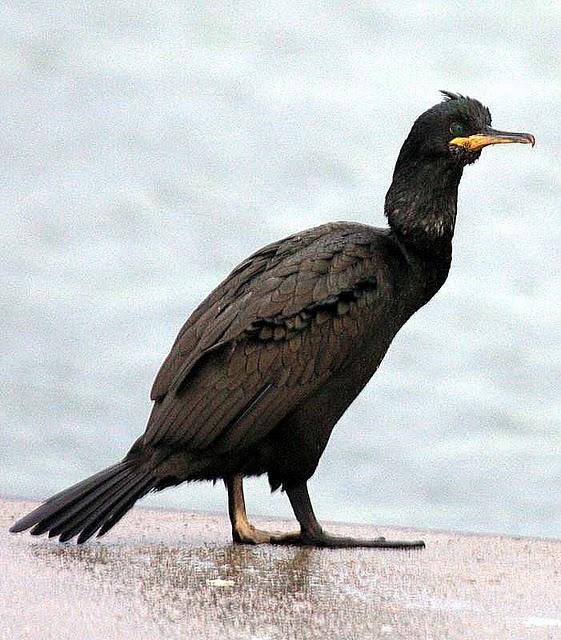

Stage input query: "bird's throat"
[{"left": 384, "top": 157, "right": 462, "bottom": 256}]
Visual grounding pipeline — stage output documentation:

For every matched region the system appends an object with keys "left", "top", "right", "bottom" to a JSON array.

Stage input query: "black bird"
[{"left": 11, "top": 92, "right": 534, "bottom": 548}]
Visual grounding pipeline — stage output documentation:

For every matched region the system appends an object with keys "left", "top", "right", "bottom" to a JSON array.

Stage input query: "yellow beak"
[{"left": 450, "top": 128, "right": 535, "bottom": 151}]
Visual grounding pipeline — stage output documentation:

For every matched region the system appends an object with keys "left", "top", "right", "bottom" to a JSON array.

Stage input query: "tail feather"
[
  {"left": 60, "top": 471, "right": 151, "bottom": 544},
  {"left": 76, "top": 474, "right": 154, "bottom": 544},
  {"left": 28, "top": 464, "right": 133, "bottom": 537},
  {"left": 9, "top": 463, "right": 127, "bottom": 533},
  {"left": 10, "top": 461, "right": 155, "bottom": 543},
  {"left": 96, "top": 476, "right": 154, "bottom": 538}
]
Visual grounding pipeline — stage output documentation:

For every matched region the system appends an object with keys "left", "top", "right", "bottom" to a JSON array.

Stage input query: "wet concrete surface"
[{"left": 1, "top": 498, "right": 560, "bottom": 640}]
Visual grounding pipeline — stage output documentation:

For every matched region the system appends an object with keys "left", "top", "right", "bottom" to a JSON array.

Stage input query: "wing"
[
  {"left": 144, "top": 222, "right": 405, "bottom": 453},
  {"left": 150, "top": 223, "right": 339, "bottom": 403}
]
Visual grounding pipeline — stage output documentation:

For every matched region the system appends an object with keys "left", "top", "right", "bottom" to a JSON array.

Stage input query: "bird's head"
[
  {"left": 402, "top": 91, "right": 535, "bottom": 167},
  {"left": 386, "top": 93, "right": 535, "bottom": 252}
]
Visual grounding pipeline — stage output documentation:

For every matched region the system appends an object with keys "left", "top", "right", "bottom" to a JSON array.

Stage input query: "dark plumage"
[{"left": 11, "top": 92, "right": 534, "bottom": 548}]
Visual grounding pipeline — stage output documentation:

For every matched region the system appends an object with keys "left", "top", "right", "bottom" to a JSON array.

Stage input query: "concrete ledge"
[{"left": 1, "top": 498, "right": 560, "bottom": 639}]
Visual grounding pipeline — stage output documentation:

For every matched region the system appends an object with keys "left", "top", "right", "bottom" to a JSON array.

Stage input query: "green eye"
[{"left": 450, "top": 122, "right": 465, "bottom": 137}]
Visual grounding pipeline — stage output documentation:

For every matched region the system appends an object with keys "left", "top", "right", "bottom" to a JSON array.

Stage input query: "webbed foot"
[{"left": 269, "top": 530, "right": 425, "bottom": 549}]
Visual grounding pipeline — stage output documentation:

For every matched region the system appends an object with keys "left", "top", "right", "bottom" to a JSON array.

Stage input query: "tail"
[{"left": 9, "top": 460, "right": 155, "bottom": 544}]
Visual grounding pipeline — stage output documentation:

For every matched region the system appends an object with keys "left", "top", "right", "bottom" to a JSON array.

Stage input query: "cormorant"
[{"left": 10, "top": 92, "right": 534, "bottom": 548}]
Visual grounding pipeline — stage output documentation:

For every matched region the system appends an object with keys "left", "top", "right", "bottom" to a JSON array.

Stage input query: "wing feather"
[{"left": 143, "top": 223, "right": 405, "bottom": 453}]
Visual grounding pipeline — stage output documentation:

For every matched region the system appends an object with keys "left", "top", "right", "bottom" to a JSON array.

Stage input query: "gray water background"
[{"left": 1, "top": 1, "right": 560, "bottom": 538}]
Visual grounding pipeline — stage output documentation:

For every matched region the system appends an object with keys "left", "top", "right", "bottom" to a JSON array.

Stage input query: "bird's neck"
[{"left": 384, "top": 155, "right": 463, "bottom": 257}]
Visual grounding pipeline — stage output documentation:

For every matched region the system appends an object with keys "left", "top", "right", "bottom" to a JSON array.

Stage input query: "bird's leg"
[
  {"left": 225, "top": 474, "right": 277, "bottom": 544},
  {"left": 270, "top": 483, "right": 425, "bottom": 549}
]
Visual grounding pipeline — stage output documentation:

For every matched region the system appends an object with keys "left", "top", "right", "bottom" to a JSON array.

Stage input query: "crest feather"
[{"left": 440, "top": 90, "right": 467, "bottom": 102}]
